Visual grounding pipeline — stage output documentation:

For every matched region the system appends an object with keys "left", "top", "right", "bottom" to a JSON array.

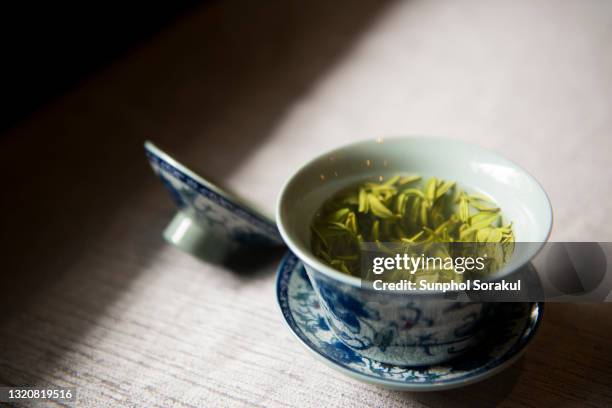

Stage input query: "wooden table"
[{"left": 1, "top": 1, "right": 611, "bottom": 406}]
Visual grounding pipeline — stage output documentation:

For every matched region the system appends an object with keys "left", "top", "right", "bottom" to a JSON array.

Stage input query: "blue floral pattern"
[
  {"left": 308, "top": 267, "right": 488, "bottom": 365},
  {"left": 277, "top": 252, "right": 543, "bottom": 388},
  {"left": 145, "top": 147, "right": 284, "bottom": 247}
]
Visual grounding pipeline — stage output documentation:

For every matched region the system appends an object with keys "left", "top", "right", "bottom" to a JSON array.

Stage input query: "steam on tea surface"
[{"left": 310, "top": 175, "right": 515, "bottom": 282}]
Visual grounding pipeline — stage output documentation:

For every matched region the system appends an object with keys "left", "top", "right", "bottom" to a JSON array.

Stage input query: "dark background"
[{"left": 1, "top": 1, "right": 201, "bottom": 131}]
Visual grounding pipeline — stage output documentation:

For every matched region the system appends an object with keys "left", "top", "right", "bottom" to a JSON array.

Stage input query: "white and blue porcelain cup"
[
  {"left": 144, "top": 141, "right": 285, "bottom": 262},
  {"left": 276, "top": 137, "right": 552, "bottom": 366}
]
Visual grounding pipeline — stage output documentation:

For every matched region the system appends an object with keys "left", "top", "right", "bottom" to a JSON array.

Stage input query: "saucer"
[
  {"left": 144, "top": 141, "right": 284, "bottom": 253},
  {"left": 276, "top": 252, "right": 543, "bottom": 391}
]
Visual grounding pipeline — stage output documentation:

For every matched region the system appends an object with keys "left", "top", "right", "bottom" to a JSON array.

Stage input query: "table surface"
[{"left": 1, "top": 1, "right": 611, "bottom": 406}]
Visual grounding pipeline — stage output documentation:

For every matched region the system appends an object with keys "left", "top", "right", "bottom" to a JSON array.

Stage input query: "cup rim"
[
  {"left": 276, "top": 136, "right": 553, "bottom": 293},
  {"left": 144, "top": 140, "right": 277, "bottom": 222}
]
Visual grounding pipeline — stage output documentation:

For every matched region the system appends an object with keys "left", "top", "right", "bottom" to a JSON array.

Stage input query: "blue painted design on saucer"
[
  {"left": 145, "top": 141, "right": 284, "bottom": 247},
  {"left": 276, "top": 252, "right": 543, "bottom": 391}
]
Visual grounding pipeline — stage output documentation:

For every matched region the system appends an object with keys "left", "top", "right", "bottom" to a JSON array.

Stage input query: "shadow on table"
[
  {"left": 393, "top": 303, "right": 612, "bottom": 406},
  {"left": 175, "top": 236, "right": 288, "bottom": 279},
  {"left": 511, "top": 303, "right": 612, "bottom": 406},
  {"left": 0, "top": 0, "right": 395, "bottom": 388}
]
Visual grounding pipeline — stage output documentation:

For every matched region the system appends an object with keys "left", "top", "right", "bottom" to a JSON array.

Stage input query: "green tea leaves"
[
  {"left": 311, "top": 174, "right": 515, "bottom": 278},
  {"left": 425, "top": 177, "right": 437, "bottom": 202},
  {"left": 398, "top": 175, "right": 422, "bottom": 185},
  {"left": 435, "top": 180, "right": 455, "bottom": 200},
  {"left": 368, "top": 194, "right": 395, "bottom": 219},
  {"left": 383, "top": 175, "right": 401, "bottom": 186},
  {"left": 458, "top": 193, "right": 470, "bottom": 223},
  {"left": 328, "top": 208, "right": 350, "bottom": 222},
  {"left": 358, "top": 188, "right": 368, "bottom": 213},
  {"left": 468, "top": 199, "right": 499, "bottom": 212}
]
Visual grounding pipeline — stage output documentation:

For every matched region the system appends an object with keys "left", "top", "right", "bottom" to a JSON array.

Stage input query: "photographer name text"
[{"left": 372, "top": 279, "right": 521, "bottom": 292}]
